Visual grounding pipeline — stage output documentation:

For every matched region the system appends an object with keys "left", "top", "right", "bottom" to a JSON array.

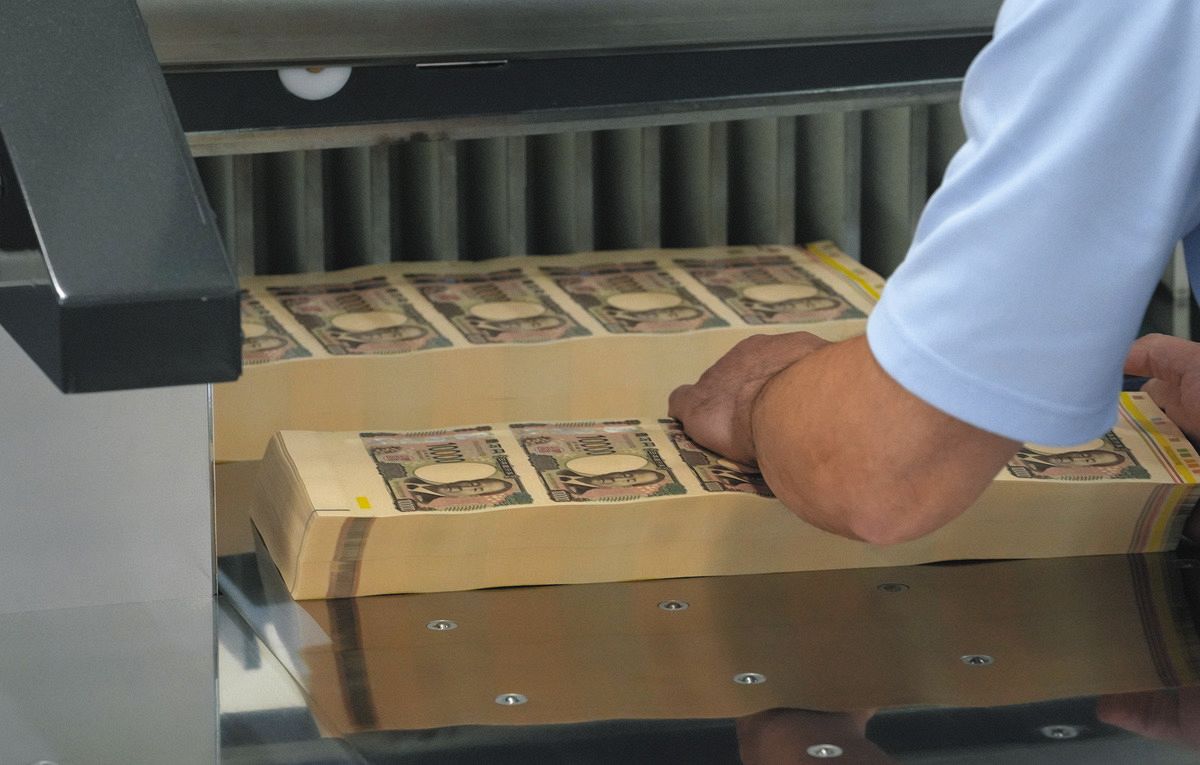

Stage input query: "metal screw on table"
[
  {"left": 961, "top": 654, "right": 994, "bottom": 666},
  {"left": 1040, "top": 724, "right": 1081, "bottom": 740},
  {"left": 658, "top": 600, "right": 689, "bottom": 611},
  {"left": 807, "top": 744, "right": 844, "bottom": 758},
  {"left": 495, "top": 693, "right": 528, "bottom": 706},
  {"left": 426, "top": 619, "right": 458, "bottom": 631},
  {"left": 733, "top": 672, "right": 766, "bottom": 685},
  {"left": 877, "top": 583, "right": 909, "bottom": 593}
]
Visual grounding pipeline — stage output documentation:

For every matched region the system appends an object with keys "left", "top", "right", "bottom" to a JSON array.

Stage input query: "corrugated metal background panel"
[
  {"left": 197, "top": 98, "right": 1192, "bottom": 335},
  {"left": 197, "top": 101, "right": 963, "bottom": 279}
]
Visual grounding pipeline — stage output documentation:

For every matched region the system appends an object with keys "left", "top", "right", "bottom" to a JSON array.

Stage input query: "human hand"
[
  {"left": 1097, "top": 686, "right": 1200, "bottom": 750},
  {"left": 668, "top": 332, "right": 830, "bottom": 465},
  {"left": 1124, "top": 334, "right": 1200, "bottom": 442}
]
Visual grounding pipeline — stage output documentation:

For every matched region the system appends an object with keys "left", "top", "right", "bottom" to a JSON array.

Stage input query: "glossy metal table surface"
[{"left": 218, "top": 547, "right": 1200, "bottom": 763}]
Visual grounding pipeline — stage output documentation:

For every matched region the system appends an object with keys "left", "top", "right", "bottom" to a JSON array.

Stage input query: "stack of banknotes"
[
  {"left": 217, "top": 242, "right": 880, "bottom": 462},
  {"left": 253, "top": 392, "right": 1200, "bottom": 599}
]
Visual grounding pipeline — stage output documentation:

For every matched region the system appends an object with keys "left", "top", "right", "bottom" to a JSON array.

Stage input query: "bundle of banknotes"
[
  {"left": 217, "top": 242, "right": 881, "bottom": 462},
  {"left": 252, "top": 392, "right": 1200, "bottom": 599}
]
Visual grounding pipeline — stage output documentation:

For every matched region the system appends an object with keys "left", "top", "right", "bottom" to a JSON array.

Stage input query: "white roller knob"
[{"left": 278, "top": 66, "right": 353, "bottom": 101}]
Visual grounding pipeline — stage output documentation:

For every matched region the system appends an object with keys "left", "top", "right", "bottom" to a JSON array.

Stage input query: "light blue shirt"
[{"left": 867, "top": 0, "right": 1200, "bottom": 445}]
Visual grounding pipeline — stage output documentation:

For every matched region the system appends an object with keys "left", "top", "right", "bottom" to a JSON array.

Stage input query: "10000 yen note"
[
  {"left": 513, "top": 421, "right": 686, "bottom": 502},
  {"left": 659, "top": 420, "right": 774, "bottom": 497},
  {"left": 541, "top": 262, "right": 726, "bottom": 334},
  {"left": 269, "top": 277, "right": 450, "bottom": 355},
  {"left": 362, "top": 427, "right": 533, "bottom": 512},
  {"left": 1007, "top": 432, "right": 1151, "bottom": 481},
  {"left": 240, "top": 292, "right": 312, "bottom": 365},
  {"left": 675, "top": 254, "right": 866, "bottom": 325},
  {"left": 406, "top": 268, "right": 590, "bottom": 344}
]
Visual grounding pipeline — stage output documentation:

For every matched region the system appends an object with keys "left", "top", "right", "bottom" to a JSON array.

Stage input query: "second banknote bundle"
[
  {"left": 253, "top": 393, "right": 1200, "bottom": 599},
  {"left": 218, "top": 241, "right": 881, "bottom": 461}
]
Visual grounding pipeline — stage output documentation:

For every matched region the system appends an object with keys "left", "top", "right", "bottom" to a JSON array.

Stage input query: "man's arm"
[
  {"left": 670, "top": 334, "right": 1018, "bottom": 544},
  {"left": 675, "top": 0, "right": 1200, "bottom": 543}
]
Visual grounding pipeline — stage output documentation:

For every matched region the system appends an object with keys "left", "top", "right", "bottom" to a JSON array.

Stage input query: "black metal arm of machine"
[{"left": 0, "top": 0, "right": 240, "bottom": 393}]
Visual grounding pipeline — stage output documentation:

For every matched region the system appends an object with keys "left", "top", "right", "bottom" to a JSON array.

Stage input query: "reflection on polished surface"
[{"left": 218, "top": 544, "right": 1200, "bottom": 763}]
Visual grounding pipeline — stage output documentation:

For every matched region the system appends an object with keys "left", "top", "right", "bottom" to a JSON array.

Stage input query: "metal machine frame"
[{"left": 0, "top": 2, "right": 1020, "bottom": 760}]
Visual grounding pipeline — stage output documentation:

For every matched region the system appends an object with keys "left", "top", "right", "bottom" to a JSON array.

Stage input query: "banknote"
[
  {"left": 240, "top": 291, "right": 312, "bottom": 365},
  {"left": 659, "top": 420, "right": 774, "bottom": 497},
  {"left": 268, "top": 277, "right": 450, "bottom": 355},
  {"left": 1006, "top": 432, "right": 1151, "bottom": 481},
  {"left": 405, "top": 268, "right": 590, "bottom": 344},
  {"left": 513, "top": 420, "right": 687, "bottom": 502},
  {"left": 674, "top": 253, "right": 866, "bottom": 325},
  {"left": 540, "top": 261, "right": 727, "bottom": 334},
  {"left": 362, "top": 427, "right": 533, "bottom": 512}
]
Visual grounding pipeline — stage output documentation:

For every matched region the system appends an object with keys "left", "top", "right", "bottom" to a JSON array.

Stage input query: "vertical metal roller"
[
  {"left": 928, "top": 100, "right": 966, "bottom": 196},
  {"left": 640, "top": 127, "right": 663, "bottom": 250},
  {"left": 707, "top": 121, "right": 730, "bottom": 246},
  {"left": 394, "top": 139, "right": 459, "bottom": 261},
  {"left": 526, "top": 132, "right": 593, "bottom": 255},
  {"left": 196, "top": 154, "right": 257, "bottom": 276},
  {"left": 795, "top": 111, "right": 863, "bottom": 260},
  {"left": 457, "top": 138, "right": 511, "bottom": 261},
  {"left": 593, "top": 129, "right": 648, "bottom": 251},
  {"left": 258, "top": 150, "right": 327, "bottom": 274},
  {"left": 727, "top": 118, "right": 780, "bottom": 245},
  {"left": 1163, "top": 242, "right": 1192, "bottom": 337},
  {"left": 861, "top": 106, "right": 930, "bottom": 277},
  {"left": 327, "top": 144, "right": 393, "bottom": 268},
  {"left": 661, "top": 122, "right": 728, "bottom": 248},
  {"left": 774, "top": 116, "right": 798, "bottom": 247},
  {"left": 505, "top": 137, "right": 529, "bottom": 258}
]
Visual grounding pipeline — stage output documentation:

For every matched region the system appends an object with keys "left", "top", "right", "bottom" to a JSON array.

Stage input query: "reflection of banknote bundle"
[
  {"left": 216, "top": 242, "right": 881, "bottom": 462},
  {"left": 252, "top": 393, "right": 1200, "bottom": 599},
  {"left": 293, "top": 556, "right": 1196, "bottom": 732}
]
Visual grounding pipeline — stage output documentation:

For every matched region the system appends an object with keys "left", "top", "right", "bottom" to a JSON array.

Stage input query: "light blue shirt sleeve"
[{"left": 867, "top": 0, "right": 1200, "bottom": 445}]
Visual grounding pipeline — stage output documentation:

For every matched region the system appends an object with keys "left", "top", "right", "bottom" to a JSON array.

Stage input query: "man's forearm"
[{"left": 750, "top": 336, "right": 1020, "bottom": 544}]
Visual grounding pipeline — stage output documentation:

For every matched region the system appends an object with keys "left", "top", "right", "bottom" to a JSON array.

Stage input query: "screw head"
[
  {"left": 807, "top": 744, "right": 844, "bottom": 758},
  {"left": 877, "top": 583, "right": 909, "bottom": 593},
  {"left": 426, "top": 619, "right": 458, "bottom": 631},
  {"left": 1040, "top": 724, "right": 1081, "bottom": 740},
  {"left": 658, "top": 600, "right": 689, "bottom": 611},
  {"left": 961, "top": 654, "right": 994, "bottom": 666},
  {"left": 733, "top": 672, "right": 767, "bottom": 685},
  {"left": 495, "top": 693, "right": 528, "bottom": 706}
]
